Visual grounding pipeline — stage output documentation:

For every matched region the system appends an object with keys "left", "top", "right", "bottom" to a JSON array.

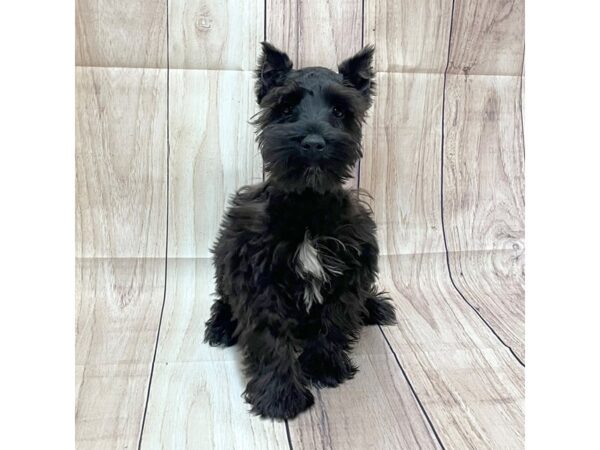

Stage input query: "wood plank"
[
  {"left": 168, "top": 69, "right": 262, "bottom": 258},
  {"left": 169, "top": 0, "right": 264, "bottom": 70},
  {"left": 288, "top": 327, "right": 441, "bottom": 450},
  {"left": 76, "top": 363, "right": 154, "bottom": 450},
  {"left": 75, "top": 258, "right": 166, "bottom": 366},
  {"left": 443, "top": 75, "right": 525, "bottom": 360},
  {"left": 361, "top": 72, "right": 523, "bottom": 448},
  {"left": 361, "top": 72, "right": 445, "bottom": 255},
  {"left": 76, "top": 257, "right": 166, "bottom": 449},
  {"left": 266, "top": 0, "right": 362, "bottom": 70},
  {"left": 448, "top": 249, "right": 524, "bottom": 360},
  {"left": 141, "top": 360, "right": 290, "bottom": 450},
  {"left": 151, "top": 259, "right": 226, "bottom": 364},
  {"left": 448, "top": 0, "right": 524, "bottom": 75},
  {"left": 76, "top": 0, "right": 167, "bottom": 68},
  {"left": 141, "top": 258, "right": 289, "bottom": 449},
  {"left": 379, "top": 254, "right": 524, "bottom": 449},
  {"left": 364, "top": 0, "right": 453, "bottom": 73},
  {"left": 76, "top": 67, "right": 168, "bottom": 258},
  {"left": 443, "top": 75, "right": 525, "bottom": 252}
]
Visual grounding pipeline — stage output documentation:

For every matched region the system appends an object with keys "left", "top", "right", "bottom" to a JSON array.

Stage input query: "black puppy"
[{"left": 205, "top": 42, "right": 396, "bottom": 420}]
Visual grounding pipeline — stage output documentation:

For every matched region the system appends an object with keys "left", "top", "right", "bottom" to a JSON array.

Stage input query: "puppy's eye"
[
  {"left": 281, "top": 105, "right": 293, "bottom": 116},
  {"left": 332, "top": 106, "right": 345, "bottom": 118}
]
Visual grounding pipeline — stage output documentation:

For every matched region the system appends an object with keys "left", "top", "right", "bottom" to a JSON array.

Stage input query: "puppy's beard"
[
  {"left": 304, "top": 166, "right": 325, "bottom": 189},
  {"left": 263, "top": 145, "right": 354, "bottom": 192}
]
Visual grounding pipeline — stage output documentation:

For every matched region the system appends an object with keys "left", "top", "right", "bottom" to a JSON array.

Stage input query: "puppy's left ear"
[{"left": 338, "top": 45, "right": 375, "bottom": 102}]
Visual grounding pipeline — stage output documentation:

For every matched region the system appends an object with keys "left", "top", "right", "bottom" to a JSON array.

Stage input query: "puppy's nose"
[{"left": 301, "top": 134, "right": 326, "bottom": 152}]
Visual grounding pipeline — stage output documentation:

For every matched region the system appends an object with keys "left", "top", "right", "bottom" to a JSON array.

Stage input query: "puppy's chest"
[
  {"left": 294, "top": 232, "right": 354, "bottom": 311},
  {"left": 265, "top": 190, "right": 359, "bottom": 310}
]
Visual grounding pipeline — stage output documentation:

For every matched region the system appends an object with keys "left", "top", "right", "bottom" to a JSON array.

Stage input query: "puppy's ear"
[
  {"left": 338, "top": 45, "right": 375, "bottom": 102},
  {"left": 256, "top": 42, "right": 293, "bottom": 104}
]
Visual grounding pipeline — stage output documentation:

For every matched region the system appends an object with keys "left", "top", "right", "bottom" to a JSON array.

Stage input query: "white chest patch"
[{"left": 295, "top": 232, "right": 346, "bottom": 311}]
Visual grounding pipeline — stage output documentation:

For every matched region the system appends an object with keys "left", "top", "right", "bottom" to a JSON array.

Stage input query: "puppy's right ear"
[{"left": 255, "top": 42, "right": 293, "bottom": 104}]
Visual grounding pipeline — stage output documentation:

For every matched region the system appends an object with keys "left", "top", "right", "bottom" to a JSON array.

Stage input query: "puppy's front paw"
[
  {"left": 204, "top": 320, "right": 237, "bottom": 347},
  {"left": 245, "top": 382, "right": 314, "bottom": 420},
  {"left": 300, "top": 349, "right": 358, "bottom": 388},
  {"left": 203, "top": 301, "right": 238, "bottom": 347},
  {"left": 363, "top": 292, "right": 397, "bottom": 326}
]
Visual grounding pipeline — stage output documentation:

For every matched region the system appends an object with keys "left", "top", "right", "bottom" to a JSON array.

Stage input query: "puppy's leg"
[
  {"left": 300, "top": 335, "right": 357, "bottom": 388},
  {"left": 242, "top": 319, "right": 314, "bottom": 420},
  {"left": 346, "top": 208, "right": 397, "bottom": 327},
  {"left": 299, "top": 302, "right": 359, "bottom": 388},
  {"left": 362, "top": 288, "right": 397, "bottom": 326},
  {"left": 204, "top": 299, "right": 238, "bottom": 347}
]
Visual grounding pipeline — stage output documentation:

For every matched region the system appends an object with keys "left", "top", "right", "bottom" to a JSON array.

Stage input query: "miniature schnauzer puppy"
[{"left": 204, "top": 42, "right": 396, "bottom": 420}]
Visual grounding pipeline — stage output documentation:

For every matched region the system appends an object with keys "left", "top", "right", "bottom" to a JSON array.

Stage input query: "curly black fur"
[{"left": 204, "top": 42, "right": 396, "bottom": 420}]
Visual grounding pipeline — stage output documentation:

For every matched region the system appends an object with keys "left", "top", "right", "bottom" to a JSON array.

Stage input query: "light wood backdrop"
[{"left": 76, "top": 0, "right": 525, "bottom": 449}]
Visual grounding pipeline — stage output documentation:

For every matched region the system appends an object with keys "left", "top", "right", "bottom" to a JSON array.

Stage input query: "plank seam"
[
  {"left": 438, "top": 0, "right": 525, "bottom": 367},
  {"left": 295, "top": 1, "right": 300, "bottom": 64},
  {"left": 520, "top": 42, "right": 526, "bottom": 160},
  {"left": 263, "top": 0, "right": 267, "bottom": 42},
  {"left": 137, "top": 0, "right": 171, "bottom": 447},
  {"left": 378, "top": 326, "right": 447, "bottom": 450},
  {"left": 356, "top": 0, "right": 365, "bottom": 190},
  {"left": 284, "top": 419, "right": 294, "bottom": 450},
  {"left": 261, "top": 0, "right": 267, "bottom": 185}
]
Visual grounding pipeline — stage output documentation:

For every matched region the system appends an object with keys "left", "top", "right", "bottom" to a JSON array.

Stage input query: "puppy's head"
[{"left": 253, "top": 42, "right": 375, "bottom": 193}]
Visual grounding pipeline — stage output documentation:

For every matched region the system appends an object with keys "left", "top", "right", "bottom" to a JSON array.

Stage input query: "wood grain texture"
[
  {"left": 141, "top": 258, "right": 289, "bottom": 449},
  {"left": 76, "top": 363, "right": 154, "bottom": 450},
  {"left": 75, "top": 257, "right": 166, "bottom": 449},
  {"left": 141, "top": 361, "right": 289, "bottom": 450},
  {"left": 76, "top": 67, "right": 168, "bottom": 258},
  {"left": 443, "top": 75, "right": 524, "bottom": 252},
  {"left": 448, "top": 249, "right": 524, "bottom": 360},
  {"left": 443, "top": 74, "right": 525, "bottom": 360},
  {"left": 267, "top": 0, "right": 363, "bottom": 69},
  {"left": 151, "top": 258, "right": 225, "bottom": 363},
  {"left": 364, "top": 0, "right": 453, "bottom": 73},
  {"left": 379, "top": 254, "right": 525, "bottom": 449},
  {"left": 448, "top": 0, "right": 524, "bottom": 75},
  {"left": 288, "top": 327, "right": 441, "bottom": 450},
  {"left": 169, "top": 0, "right": 264, "bottom": 70},
  {"left": 76, "top": 0, "right": 167, "bottom": 68},
  {"left": 361, "top": 72, "right": 445, "bottom": 255},
  {"left": 168, "top": 69, "right": 262, "bottom": 258},
  {"left": 361, "top": 71, "right": 524, "bottom": 448}
]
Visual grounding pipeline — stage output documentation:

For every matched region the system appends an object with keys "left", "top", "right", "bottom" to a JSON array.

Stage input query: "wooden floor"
[{"left": 76, "top": 0, "right": 525, "bottom": 448}]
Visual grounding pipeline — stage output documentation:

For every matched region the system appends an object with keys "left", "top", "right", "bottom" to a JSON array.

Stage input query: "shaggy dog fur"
[{"left": 204, "top": 42, "right": 397, "bottom": 420}]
